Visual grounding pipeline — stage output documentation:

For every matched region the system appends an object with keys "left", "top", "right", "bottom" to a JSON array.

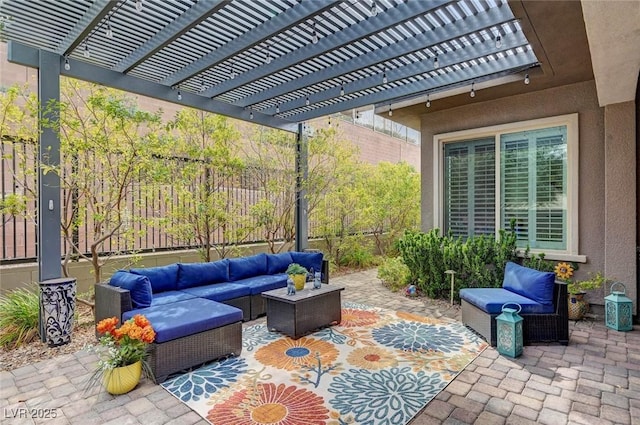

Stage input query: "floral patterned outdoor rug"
[{"left": 161, "top": 302, "right": 488, "bottom": 425}]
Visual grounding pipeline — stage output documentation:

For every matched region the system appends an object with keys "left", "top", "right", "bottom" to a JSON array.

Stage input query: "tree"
[
  {"left": 0, "top": 85, "right": 39, "bottom": 227},
  {"left": 245, "top": 125, "right": 359, "bottom": 253},
  {"left": 365, "top": 161, "right": 420, "bottom": 255},
  {"left": 244, "top": 127, "right": 297, "bottom": 253},
  {"left": 312, "top": 152, "right": 369, "bottom": 266},
  {"left": 165, "top": 108, "right": 249, "bottom": 261},
  {"left": 48, "top": 79, "right": 166, "bottom": 282}
]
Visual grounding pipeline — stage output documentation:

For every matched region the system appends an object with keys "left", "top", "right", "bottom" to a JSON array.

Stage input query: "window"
[{"left": 434, "top": 114, "right": 580, "bottom": 260}]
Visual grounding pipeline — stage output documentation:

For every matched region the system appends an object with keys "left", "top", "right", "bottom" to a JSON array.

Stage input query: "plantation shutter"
[
  {"left": 444, "top": 139, "right": 495, "bottom": 238},
  {"left": 500, "top": 126, "right": 567, "bottom": 250}
]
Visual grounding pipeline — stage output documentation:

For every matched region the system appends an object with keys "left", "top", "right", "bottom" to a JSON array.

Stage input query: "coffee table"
[{"left": 261, "top": 283, "right": 345, "bottom": 339}]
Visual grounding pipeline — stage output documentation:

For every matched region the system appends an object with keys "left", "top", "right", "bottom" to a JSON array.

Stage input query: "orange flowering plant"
[{"left": 85, "top": 314, "right": 156, "bottom": 389}]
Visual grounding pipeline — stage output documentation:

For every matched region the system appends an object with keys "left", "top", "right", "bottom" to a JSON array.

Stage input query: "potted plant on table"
[
  {"left": 286, "top": 263, "right": 308, "bottom": 291},
  {"left": 86, "top": 314, "right": 156, "bottom": 395}
]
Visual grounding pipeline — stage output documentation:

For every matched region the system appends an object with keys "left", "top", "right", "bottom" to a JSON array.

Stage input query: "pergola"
[{"left": 0, "top": 0, "right": 539, "bottom": 282}]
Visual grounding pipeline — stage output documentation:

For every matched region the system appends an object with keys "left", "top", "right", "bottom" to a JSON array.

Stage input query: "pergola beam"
[
  {"left": 241, "top": 3, "right": 514, "bottom": 110},
  {"left": 7, "top": 41, "right": 299, "bottom": 133},
  {"left": 115, "top": 0, "right": 228, "bottom": 73},
  {"left": 57, "top": 0, "right": 113, "bottom": 56},
  {"left": 201, "top": 0, "right": 449, "bottom": 99},
  {"left": 162, "top": 1, "right": 339, "bottom": 88},
  {"left": 290, "top": 50, "right": 538, "bottom": 122}
]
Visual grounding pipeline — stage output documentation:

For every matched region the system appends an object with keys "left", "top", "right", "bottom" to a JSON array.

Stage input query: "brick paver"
[{"left": 1, "top": 268, "right": 639, "bottom": 424}]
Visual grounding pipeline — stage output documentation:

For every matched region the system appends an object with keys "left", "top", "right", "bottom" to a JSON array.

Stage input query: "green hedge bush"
[{"left": 396, "top": 225, "right": 518, "bottom": 300}]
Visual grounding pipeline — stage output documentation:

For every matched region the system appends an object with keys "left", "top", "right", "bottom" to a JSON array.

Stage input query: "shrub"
[
  {"left": 377, "top": 257, "right": 411, "bottom": 292},
  {"left": 338, "top": 236, "right": 377, "bottom": 268},
  {"left": 0, "top": 285, "right": 40, "bottom": 348},
  {"left": 396, "top": 224, "right": 518, "bottom": 300}
]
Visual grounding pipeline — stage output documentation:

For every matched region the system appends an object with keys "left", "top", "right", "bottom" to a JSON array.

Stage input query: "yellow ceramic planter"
[
  {"left": 103, "top": 360, "right": 142, "bottom": 395},
  {"left": 291, "top": 274, "right": 306, "bottom": 291}
]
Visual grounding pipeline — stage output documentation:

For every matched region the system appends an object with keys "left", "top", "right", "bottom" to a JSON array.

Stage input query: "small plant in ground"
[
  {"left": 377, "top": 257, "right": 411, "bottom": 292},
  {"left": 0, "top": 285, "right": 40, "bottom": 348}
]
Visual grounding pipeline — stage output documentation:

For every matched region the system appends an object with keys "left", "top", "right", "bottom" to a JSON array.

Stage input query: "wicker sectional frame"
[
  {"left": 461, "top": 280, "right": 569, "bottom": 346},
  {"left": 94, "top": 284, "right": 243, "bottom": 383}
]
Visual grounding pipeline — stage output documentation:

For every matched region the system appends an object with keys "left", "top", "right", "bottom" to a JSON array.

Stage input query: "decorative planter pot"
[
  {"left": 568, "top": 293, "right": 588, "bottom": 320},
  {"left": 290, "top": 274, "right": 306, "bottom": 291},
  {"left": 39, "top": 277, "right": 76, "bottom": 347},
  {"left": 103, "top": 361, "right": 142, "bottom": 395}
]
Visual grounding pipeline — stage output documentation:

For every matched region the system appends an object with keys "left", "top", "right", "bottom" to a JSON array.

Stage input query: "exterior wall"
[
  {"left": 317, "top": 120, "right": 420, "bottom": 169},
  {"left": 420, "top": 80, "right": 636, "bottom": 313},
  {"left": 604, "top": 101, "right": 637, "bottom": 313}
]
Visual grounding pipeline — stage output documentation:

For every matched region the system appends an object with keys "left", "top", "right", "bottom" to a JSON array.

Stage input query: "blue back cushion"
[
  {"left": 177, "top": 260, "right": 230, "bottom": 289},
  {"left": 228, "top": 253, "right": 268, "bottom": 281},
  {"left": 266, "top": 252, "right": 293, "bottom": 274},
  {"left": 503, "top": 261, "right": 556, "bottom": 306},
  {"left": 109, "top": 271, "right": 153, "bottom": 309},
  {"left": 290, "top": 251, "right": 323, "bottom": 274},
  {"left": 130, "top": 264, "right": 179, "bottom": 293}
]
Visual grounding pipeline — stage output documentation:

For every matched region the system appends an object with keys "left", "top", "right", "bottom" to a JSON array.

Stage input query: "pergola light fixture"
[
  {"left": 470, "top": 82, "right": 476, "bottom": 98},
  {"left": 105, "top": 18, "right": 113, "bottom": 39}
]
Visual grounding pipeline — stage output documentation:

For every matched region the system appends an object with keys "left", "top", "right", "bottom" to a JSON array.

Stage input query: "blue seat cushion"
[
  {"left": 123, "top": 298, "right": 242, "bottom": 343},
  {"left": 266, "top": 252, "right": 294, "bottom": 274},
  {"left": 130, "top": 264, "right": 179, "bottom": 293},
  {"left": 109, "top": 271, "right": 152, "bottom": 309},
  {"left": 228, "top": 253, "right": 268, "bottom": 281},
  {"left": 180, "top": 282, "right": 251, "bottom": 302},
  {"left": 151, "top": 290, "right": 197, "bottom": 307},
  {"left": 177, "top": 260, "right": 230, "bottom": 289},
  {"left": 230, "top": 274, "right": 288, "bottom": 295},
  {"left": 503, "top": 262, "right": 556, "bottom": 307},
  {"left": 460, "top": 288, "right": 555, "bottom": 314},
  {"left": 290, "top": 251, "right": 323, "bottom": 274}
]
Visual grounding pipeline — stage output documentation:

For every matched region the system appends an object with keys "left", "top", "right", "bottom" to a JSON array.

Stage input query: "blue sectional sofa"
[
  {"left": 94, "top": 251, "right": 328, "bottom": 382},
  {"left": 459, "top": 261, "right": 569, "bottom": 346}
]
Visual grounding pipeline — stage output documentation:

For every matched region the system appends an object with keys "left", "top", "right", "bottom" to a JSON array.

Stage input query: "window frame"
[{"left": 432, "top": 113, "right": 585, "bottom": 262}]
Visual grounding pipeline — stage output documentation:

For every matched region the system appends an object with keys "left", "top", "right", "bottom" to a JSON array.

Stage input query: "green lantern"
[
  {"left": 605, "top": 282, "right": 633, "bottom": 332},
  {"left": 496, "top": 303, "right": 523, "bottom": 358}
]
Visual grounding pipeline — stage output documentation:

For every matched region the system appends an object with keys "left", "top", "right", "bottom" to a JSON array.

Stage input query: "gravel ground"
[{"left": 0, "top": 303, "right": 96, "bottom": 371}]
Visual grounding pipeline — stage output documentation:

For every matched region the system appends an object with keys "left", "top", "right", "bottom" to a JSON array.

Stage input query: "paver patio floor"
[{"left": 1, "top": 269, "right": 639, "bottom": 424}]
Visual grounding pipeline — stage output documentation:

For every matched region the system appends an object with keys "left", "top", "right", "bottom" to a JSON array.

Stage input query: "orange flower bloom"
[
  {"left": 133, "top": 314, "right": 150, "bottom": 328},
  {"left": 141, "top": 327, "right": 156, "bottom": 344},
  {"left": 96, "top": 317, "right": 119, "bottom": 335}
]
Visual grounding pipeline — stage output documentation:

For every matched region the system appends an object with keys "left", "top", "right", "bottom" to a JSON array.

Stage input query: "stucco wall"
[{"left": 419, "top": 80, "right": 636, "bottom": 311}]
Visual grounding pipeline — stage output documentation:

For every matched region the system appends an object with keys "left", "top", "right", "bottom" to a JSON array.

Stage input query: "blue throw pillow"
[
  {"left": 228, "top": 253, "right": 268, "bottom": 281},
  {"left": 130, "top": 264, "right": 179, "bottom": 293},
  {"left": 502, "top": 261, "right": 556, "bottom": 306},
  {"left": 290, "top": 251, "right": 323, "bottom": 274},
  {"left": 266, "top": 252, "right": 294, "bottom": 274},
  {"left": 177, "top": 260, "right": 230, "bottom": 289},
  {"left": 109, "top": 271, "right": 153, "bottom": 309}
]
